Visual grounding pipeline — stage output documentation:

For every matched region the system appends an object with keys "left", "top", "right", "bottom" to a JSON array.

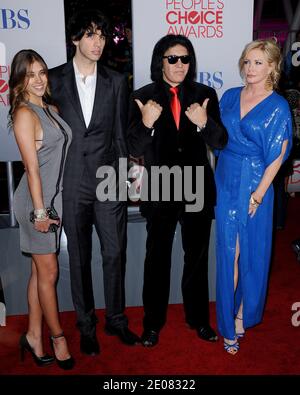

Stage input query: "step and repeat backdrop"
[
  {"left": 131, "top": 0, "right": 254, "bottom": 179},
  {"left": 0, "top": 0, "right": 254, "bottom": 162},
  {"left": 132, "top": 0, "right": 254, "bottom": 92},
  {"left": 0, "top": 0, "right": 255, "bottom": 314},
  {"left": 0, "top": 0, "right": 66, "bottom": 162}
]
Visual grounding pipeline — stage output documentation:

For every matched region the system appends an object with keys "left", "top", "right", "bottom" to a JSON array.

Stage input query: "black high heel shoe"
[
  {"left": 19, "top": 333, "right": 54, "bottom": 366},
  {"left": 50, "top": 332, "right": 75, "bottom": 370}
]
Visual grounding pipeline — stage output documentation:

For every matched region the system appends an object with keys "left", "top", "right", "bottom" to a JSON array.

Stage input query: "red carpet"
[{"left": 1, "top": 196, "right": 300, "bottom": 378}]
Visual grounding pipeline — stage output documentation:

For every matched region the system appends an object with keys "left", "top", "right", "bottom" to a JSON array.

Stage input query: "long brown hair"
[{"left": 8, "top": 49, "right": 51, "bottom": 123}]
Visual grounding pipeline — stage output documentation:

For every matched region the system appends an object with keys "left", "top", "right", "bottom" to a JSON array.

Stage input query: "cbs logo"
[
  {"left": 199, "top": 71, "right": 223, "bottom": 90},
  {"left": 0, "top": 9, "right": 30, "bottom": 29}
]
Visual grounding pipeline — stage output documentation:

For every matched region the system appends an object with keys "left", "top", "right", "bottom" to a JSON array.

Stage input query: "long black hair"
[
  {"left": 150, "top": 34, "right": 196, "bottom": 82},
  {"left": 68, "top": 8, "right": 111, "bottom": 44}
]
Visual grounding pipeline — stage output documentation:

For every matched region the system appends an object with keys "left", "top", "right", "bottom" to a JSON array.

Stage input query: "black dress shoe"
[
  {"left": 192, "top": 325, "right": 218, "bottom": 342},
  {"left": 105, "top": 325, "right": 141, "bottom": 346},
  {"left": 80, "top": 333, "right": 100, "bottom": 356},
  {"left": 141, "top": 330, "right": 159, "bottom": 347}
]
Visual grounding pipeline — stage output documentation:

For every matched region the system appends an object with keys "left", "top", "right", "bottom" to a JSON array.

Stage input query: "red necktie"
[{"left": 170, "top": 86, "right": 181, "bottom": 130}]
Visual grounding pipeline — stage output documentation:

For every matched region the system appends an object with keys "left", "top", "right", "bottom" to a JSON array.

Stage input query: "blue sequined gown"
[{"left": 215, "top": 87, "right": 293, "bottom": 340}]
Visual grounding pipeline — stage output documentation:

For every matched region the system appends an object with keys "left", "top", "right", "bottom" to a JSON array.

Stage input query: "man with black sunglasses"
[
  {"left": 127, "top": 34, "right": 228, "bottom": 347},
  {"left": 163, "top": 54, "right": 191, "bottom": 64}
]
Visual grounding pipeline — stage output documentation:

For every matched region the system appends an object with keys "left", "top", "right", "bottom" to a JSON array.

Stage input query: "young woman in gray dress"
[{"left": 9, "top": 49, "right": 74, "bottom": 369}]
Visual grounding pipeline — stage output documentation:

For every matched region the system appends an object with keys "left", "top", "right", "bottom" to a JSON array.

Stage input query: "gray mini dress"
[{"left": 13, "top": 102, "right": 72, "bottom": 254}]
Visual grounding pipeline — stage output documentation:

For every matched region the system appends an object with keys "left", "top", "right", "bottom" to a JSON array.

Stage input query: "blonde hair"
[{"left": 238, "top": 39, "right": 282, "bottom": 89}]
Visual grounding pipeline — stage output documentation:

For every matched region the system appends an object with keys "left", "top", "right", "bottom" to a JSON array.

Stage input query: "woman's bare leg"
[
  {"left": 26, "top": 259, "right": 44, "bottom": 357},
  {"left": 224, "top": 236, "right": 240, "bottom": 354},
  {"left": 32, "top": 253, "right": 71, "bottom": 360},
  {"left": 235, "top": 302, "right": 244, "bottom": 335}
]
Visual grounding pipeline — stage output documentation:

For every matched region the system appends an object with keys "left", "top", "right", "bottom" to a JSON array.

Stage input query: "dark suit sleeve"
[
  {"left": 114, "top": 75, "right": 129, "bottom": 158},
  {"left": 201, "top": 88, "right": 228, "bottom": 150},
  {"left": 127, "top": 93, "right": 154, "bottom": 158}
]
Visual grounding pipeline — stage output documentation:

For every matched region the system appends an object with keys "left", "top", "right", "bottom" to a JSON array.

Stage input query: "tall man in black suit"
[
  {"left": 49, "top": 9, "right": 140, "bottom": 356},
  {"left": 127, "top": 34, "right": 228, "bottom": 347}
]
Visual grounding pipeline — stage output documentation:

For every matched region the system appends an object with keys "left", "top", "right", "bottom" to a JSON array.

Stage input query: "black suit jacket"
[
  {"left": 127, "top": 80, "right": 228, "bottom": 214},
  {"left": 48, "top": 61, "right": 128, "bottom": 199}
]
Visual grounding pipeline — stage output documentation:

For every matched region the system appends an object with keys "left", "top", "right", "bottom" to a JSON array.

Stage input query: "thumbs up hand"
[
  {"left": 185, "top": 98, "right": 209, "bottom": 128},
  {"left": 135, "top": 99, "right": 162, "bottom": 128}
]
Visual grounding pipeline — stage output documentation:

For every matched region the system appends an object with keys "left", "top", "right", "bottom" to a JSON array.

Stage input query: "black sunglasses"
[{"left": 162, "top": 55, "right": 191, "bottom": 65}]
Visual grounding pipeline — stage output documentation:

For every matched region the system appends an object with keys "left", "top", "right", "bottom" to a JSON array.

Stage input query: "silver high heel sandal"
[{"left": 224, "top": 338, "right": 240, "bottom": 355}]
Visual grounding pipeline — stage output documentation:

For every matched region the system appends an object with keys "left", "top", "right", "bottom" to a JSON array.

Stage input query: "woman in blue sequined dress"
[{"left": 215, "top": 39, "right": 293, "bottom": 354}]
